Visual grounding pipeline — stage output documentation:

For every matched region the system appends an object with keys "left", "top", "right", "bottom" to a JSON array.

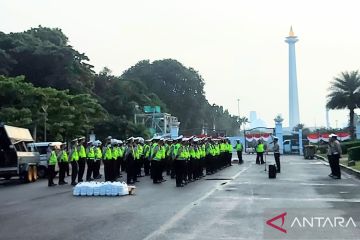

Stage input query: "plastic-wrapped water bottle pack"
[{"left": 73, "top": 181, "right": 130, "bottom": 196}]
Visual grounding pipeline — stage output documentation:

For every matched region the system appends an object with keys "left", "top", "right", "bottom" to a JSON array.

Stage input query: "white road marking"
[
  {"left": 142, "top": 166, "right": 252, "bottom": 240},
  {"left": 212, "top": 196, "right": 360, "bottom": 203}
]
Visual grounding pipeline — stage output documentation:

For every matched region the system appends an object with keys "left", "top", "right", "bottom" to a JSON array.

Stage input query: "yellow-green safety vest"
[
  {"left": 60, "top": 150, "right": 68, "bottom": 162},
  {"left": 256, "top": 143, "right": 264, "bottom": 153},
  {"left": 49, "top": 151, "right": 57, "bottom": 165},
  {"left": 104, "top": 146, "right": 113, "bottom": 160},
  {"left": 70, "top": 148, "right": 79, "bottom": 162},
  {"left": 79, "top": 145, "right": 86, "bottom": 158},
  {"left": 87, "top": 147, "right": 95, "bottom": 159}
]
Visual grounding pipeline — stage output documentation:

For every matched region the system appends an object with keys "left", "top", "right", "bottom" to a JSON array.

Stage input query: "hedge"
[
  {"left": 348, "top": 146, "right": 360, "bottom": 161},
  {"left": 341, "top": 141, "right": 360, "bottom": 154}
]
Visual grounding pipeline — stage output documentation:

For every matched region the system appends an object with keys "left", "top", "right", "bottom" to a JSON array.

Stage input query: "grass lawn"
[{"left": 318, "top": 154, "right": 360, "bottom": 171}]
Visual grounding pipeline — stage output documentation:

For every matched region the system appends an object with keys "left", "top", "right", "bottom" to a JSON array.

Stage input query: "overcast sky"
[{"left": 1, "top": 0, "right": 360, "bottom": 129}]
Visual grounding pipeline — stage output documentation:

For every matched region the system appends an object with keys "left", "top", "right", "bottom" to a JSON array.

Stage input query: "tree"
[
  {"left": 0, "top": 75, "right": 106, "bottom": 141},
  {"left": 327, "top": 71, "right": 360, "bottom": 140},
  {"left": 122, "top": 59, "right": 240, "bottom": 135},
  {"left": 0, "top": 26, "right": 94, "bottom": 93}
]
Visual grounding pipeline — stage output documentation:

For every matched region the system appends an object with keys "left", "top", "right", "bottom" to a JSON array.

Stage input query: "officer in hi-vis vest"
[
  {"left": 47, "top": 143, "right": 58, "bottom": 187},
  {"left": 86, "top": 141, "right": 95, "bottom": 181},
  {"left": 77, "top": 137, "right": 87, "bottom": 182},
  {"left": 70, "top": 138, "right": 79, "bottom": 186},
  {"left": 58, "top": 143, "right": 68, "bottom": 185},
  {"left": 234, "top": 139, "right": 243, "bottom": 164},
  {"left": 255, "top": 139, "right": 265, "bottom": 164}
]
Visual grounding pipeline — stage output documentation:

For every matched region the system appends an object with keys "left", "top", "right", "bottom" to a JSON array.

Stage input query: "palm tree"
[{"left": 327, "top": 71, "right": 360, "bottom": 139}]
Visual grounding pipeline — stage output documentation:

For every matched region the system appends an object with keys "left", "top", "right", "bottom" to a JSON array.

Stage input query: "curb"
[{"left": 315, "top": 154, "right": 360, "bottom": 179}]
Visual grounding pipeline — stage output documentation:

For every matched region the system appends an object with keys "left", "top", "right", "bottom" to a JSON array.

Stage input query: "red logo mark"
[{"left": 266, "top": 212, "right": 287, "bottom": 234}]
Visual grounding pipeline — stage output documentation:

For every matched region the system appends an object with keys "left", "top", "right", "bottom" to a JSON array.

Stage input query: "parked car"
[{"left": 27, "top": 142, "right": 62, "bottom": 178}]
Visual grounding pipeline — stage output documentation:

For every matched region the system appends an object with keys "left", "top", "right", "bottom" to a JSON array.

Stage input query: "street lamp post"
[{"left": 42, "top": 105, "right": 48, "bottom": 141}]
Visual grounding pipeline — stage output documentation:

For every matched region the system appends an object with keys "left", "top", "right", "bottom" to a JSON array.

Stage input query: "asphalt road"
[{"left": 1, "top": 154, "right": 360, "bottom": 240}]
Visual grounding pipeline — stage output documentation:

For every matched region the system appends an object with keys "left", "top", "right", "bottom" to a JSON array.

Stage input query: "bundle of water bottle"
[{"left": 73, "top": 181, "right": 129, "bottom": 196}]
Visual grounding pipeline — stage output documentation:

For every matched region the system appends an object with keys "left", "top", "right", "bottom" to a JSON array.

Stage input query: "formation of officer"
[{"left": 47, "top": 135, "right": 238, "bottom": 187}]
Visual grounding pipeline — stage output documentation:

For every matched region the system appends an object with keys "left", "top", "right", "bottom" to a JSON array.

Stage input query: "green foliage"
[
  {"left": 317, "top": 145, "right": 327, "bottom": 154},
  {"left": 341, "top": 141, "right": 360, "bottom": 154},
  {"left": 0, "top": 26, "right": 94, "bottom": 93},
  {"left": 348, "top": 146, "right": 360, "bottom": 161},
  {"left": 122, "top": 59, "right": 240, "bottom": 135},
  {"left": 327, "top": 71, "right": 360, "bottom": 139},
  {"left": 0, "top": 75, "right": 106, "bottom": 141}
]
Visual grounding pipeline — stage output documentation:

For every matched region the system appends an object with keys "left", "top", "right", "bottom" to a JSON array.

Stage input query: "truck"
[{"left": 0, "top": 124, "right": 40, "bottom": 182}]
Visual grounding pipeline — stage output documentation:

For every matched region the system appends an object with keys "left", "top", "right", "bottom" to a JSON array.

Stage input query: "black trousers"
[
  {"left": 65, "top": 162, "right": 70, "bottom": 176},
  {"left": 237, "top": 151, "right": 243, "bottom": 164},
  {"left": 256, "top": 152, "right": 264, "bottom": 164},
  {"left": 78, "top": 157, "right": 86, "bottom": 182},
  {"left": 144, "top": 159, "right": 150, "bottom": 176},
  {"left": 127, "top": 157, "right": 137, "bottom": 184},
  {"left": 115, "top": 157, "right": 121, "bottom": 178},
  {"left": 93, "top": 160, "right": 101, "bottom": 178},
  {"left": 86, "top": 159, "right": 94, "bottom": 181},
  {"left": 151, "top": 160, "right": 161, "bottom": 183},
  {"left": 71, "top": 161, "right": 78, "bottom": 184},
  {"left": 175, "top": 160, "right": 185, "bottom": 186},
  {"left": 58, "top": 162, "right": 67, "bottom": 183},
  {"left": 329, "top": 154, "right": 341, "bottom": 177},
  {"left": 274, "top": 153, "right": 280, "bottom": 172},
  {"left": 48, "top": 165, "right": 55, "bottom": 186},
  {"left": 103, "top": 160, "right": 114, "bottom": 182}
]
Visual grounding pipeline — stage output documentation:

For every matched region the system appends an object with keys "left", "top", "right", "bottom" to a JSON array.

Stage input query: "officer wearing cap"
[
  {"left": 174, "top": 137, "right": 187, "bottom": 187},
  {"left": 86, "top": 141, "right": 95, "bottom": 181},
  {"left": 47, "top": 143, "right": 58, "bottom": 187},
  {"left": 143, "top": 139, "right": 152, "bottom": 176},
  {"left": 255, "top": 139, "right": 265, "bottom": 164},
  {"left": 273, "top": 137, "right": 281, "bottom": 173},
  {"left": 77, "top": 137, "right": 87, "bottom": 182},
  {"left": 125, "top": 137, "right": 138, "bottom": 184},
  {"left": 70, "top": 138, "right": 79, "bottom": 186},
  {"left": 150, "top": 136, "right": 163, "bottom": 184},
  {"left": 58, "top": 143, "right": 68, "bottom": 185},
  {"left": 93, "top": 140, "right": 102, "bottom": 179},
  {"left": 327, "top": 134, "right": 342, "bottom": 179},
  {"left": 103, "top": 136, "right": 113, "bottom": 182},
  {"left": 234, "top": 139, "right": 243, "bottom": 164}
]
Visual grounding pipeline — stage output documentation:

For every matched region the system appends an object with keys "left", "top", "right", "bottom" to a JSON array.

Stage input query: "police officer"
[
  {"left": 327, "top": 134, "right": 342, "bottom": 179},
  {"left": 77, "top": 137, "right": 86, "bottom": 182},
  {"left": 174, "top": 138, "right": 187, "bottom": 187},
  {"left": 125, "top": 137, "right": 138, "bottom": 184},
  {"left": 58, "top": 143, "right": 68, "bottom": 185},
  {"left": 102, "top": 136, "right": 113, "bottom": 182},
  {"left": 235, "top": 139, "right": 243, "bottom": 164},
  {"left": 47, "top": 144, "right": 58, "bottom": 187},
  {"left": 93, "top": 140, "right": 102, "bottom": 179},
  {"left": 150, "top": 137, "right": 163, "bottom": 184},
  {"left": 86, "top": 141, "right": 95, "bottom": 181},
  {"left": 70, "top": 139, "right": 79, "bottom": 186},
  {"left": 273, "top": 137, "right": 281, "bottom": 173},
  {"left": 256, "top": 139, "right": 265, "bottom": 164},
  {"left": 143, "top": 139, "right": 152, "bottom": 176}
]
